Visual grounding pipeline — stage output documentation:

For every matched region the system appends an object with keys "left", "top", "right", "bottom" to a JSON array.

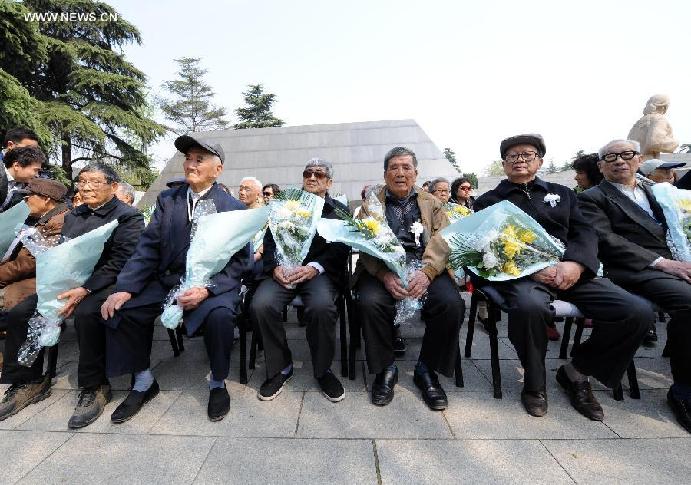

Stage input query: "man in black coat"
[
  {"left": 0, "top": 162, "right": 144, "bottom": 429},
  {"left": 250, "top": 159, "right": 350, "bottom": 403},
  {"left": 474, "top": 134, "right": 651, "bottom": 420},
  {"left": 1, "top": 128, "right": 41, "bottom": 212},
  {"left": 101, "top": 135, "right": 248, "bottom": 423},
  {"left": 579, "top": 138, "right": 691, "bottom": 434}
]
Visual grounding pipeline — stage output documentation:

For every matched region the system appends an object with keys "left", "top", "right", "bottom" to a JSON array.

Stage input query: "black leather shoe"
[
  {"left": 556, "top": 366, "right": 603, "bottom": 421},
  {"left": 372, "top": 366, "right": 398, "bottom": 406},
  {"left": 111, "top": 380, "right": 160, "bottom": 424},
  {"left": 208, "top": 386, "right": 230, "bottom": 422},
  {"left": 521, "top": 390, "right": 548, "bottom": 417},
  {"left": 668, "top": 389, "right": 691, "bottom": 434},
  {"left": 413, "top": 369, "right": 448, "bottom": 410}
]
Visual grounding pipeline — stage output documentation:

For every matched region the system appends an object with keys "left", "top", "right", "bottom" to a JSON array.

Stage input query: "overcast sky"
[{"left": 111, "top": 0, "right": 691, "bottom": 174}]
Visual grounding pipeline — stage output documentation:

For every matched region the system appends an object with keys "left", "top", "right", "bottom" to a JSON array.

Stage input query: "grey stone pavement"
[{"left": 1, "top": 297, "right": 689, "bottom": 484}]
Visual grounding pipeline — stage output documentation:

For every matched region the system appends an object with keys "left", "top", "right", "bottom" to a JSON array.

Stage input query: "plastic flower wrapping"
[
  {"left": 441, "top": 200, "right": 564, "bottom": 281},
  {"left": 651, "top": 182, "right": 691, "bottom": 261},
  {"left": 18, "top": 220, "right": 119, "bottom": 366},
  {"left": 268, "top": 188, "right": 325, "bottom": 284},
  {"left": 159, "top": 204, "right": 270, "bottom": 329},
  {"left": 316, "top": 192, "right": 424, "bottom": 324},
  {"left": 443, "top": 202, "right": 472, "bottom": 224},
  {"left": 0, "top": 201, "right": 30, "bottom": 257}
]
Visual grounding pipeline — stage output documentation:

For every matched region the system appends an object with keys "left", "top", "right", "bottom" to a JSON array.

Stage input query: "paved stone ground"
[{"left": 0, "top": 302, "right": 688, "bottom": 484}]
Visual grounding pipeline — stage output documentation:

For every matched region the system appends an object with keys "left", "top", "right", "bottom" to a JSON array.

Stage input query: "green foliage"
[
  {"left": 0, "top": 0, "right": 165, "bottom": 178},
  {"left": 546, "top": 160, "right": 558, "bottom": 174},
  {"left": 464, "top": 172, "right": 479, "bottom": 189},
  {"left": 486, "top": 160, "right": 505, "bottom": 176},
  {"left": 443, "top": 147, "right": 462, "bottom": 174},
  {"left": 234, "top": 84, "right": 284, "bottom": 129},
  {"left": 159, "top": 57, "right": 229, "bottom": 134}
]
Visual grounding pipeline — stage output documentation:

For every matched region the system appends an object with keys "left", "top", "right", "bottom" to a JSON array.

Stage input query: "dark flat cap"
[
  {"left": 500, "top": 134, "right": 546, "bottom": 159},
  {"left": 27, "top": 178, "right": 68, "bottom": 201},
  {"left": 174, "top": 134, "right": 225, "bottom": 164}
]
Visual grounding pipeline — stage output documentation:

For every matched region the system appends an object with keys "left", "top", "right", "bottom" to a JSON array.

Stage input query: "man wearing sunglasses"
[
  {"left": 579, "top": 139, "right": 691, "bottom": 434},
  {"left": 251, "top": 158, "right": 350, "bottom": 403}
]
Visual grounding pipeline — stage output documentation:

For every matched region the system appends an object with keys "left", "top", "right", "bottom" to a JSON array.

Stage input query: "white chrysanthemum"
[
  {"left": 482, "top": 251, "right": 499, "bottom": 268},
  {"left": 477, "top": 230, "right": 498, "bottom": 251}
]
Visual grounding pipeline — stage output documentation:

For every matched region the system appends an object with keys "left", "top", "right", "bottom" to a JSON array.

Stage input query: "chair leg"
[
  {"left": 570, "top": 318, "right": 585, "bottom": 358},
  {"left": 613, "top": 383, "right": 624, "bottom": 401},
  {"left": 239, "top": 324, "right": 248, "bottom": 384},
  {"left": 176, "top": 326, "right": 185, "bottom": 353},
  {"left": 167, "top": 328, "right": 180, "bottom": 357},
  {"left": 627, "top": 360, "right": 640, "bottom": 399},
  {"left": 338, "top": 296, "right": 348, "bottom": 378},
  {"left": 455, "top": 343, "right": 464, "bottom": 388},
  {"left": 249, "top": 328, "right": 258, "bottom": 370},
  {"left": 46, "top": 345, "right": 59, "bottom": 378},
  {"left": 488, "top": 316, "right": 502, "bottom": 399},
  {"left": 560, "top": 317, "right": 574, "bottom": 359},
  {"left": 465, "top": 292, "right": 479, "bottom": 358},
  {"left": 348, "top": 298, "right": 359, "bottom": 381}
]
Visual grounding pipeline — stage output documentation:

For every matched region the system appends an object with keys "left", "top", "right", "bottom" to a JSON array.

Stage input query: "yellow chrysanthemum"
[
  {"left": 501, "top": 224, "right": 519, "bottom": 241},
  {"left": 518, "top": 229, "right": 536, "bottom": 244},
  {"left": 362, "top": 218, "right": 381, "bottom": 235},
  {"left": 295, "top": 209, "right": 311, "bottom": 218},
  {"left": 454, "top": 205, "right": 471, "bottom": 216},
  {"left": 677, "top": 199, "right": 691, "bottom": 213},
  {"left": 285, "top": 200, "right": 300, "bottom": 211},
  {"left": 503, "top": 261, "right": 521, "bottom": 276},
  {"left": 503, "top": 240, "right": 521, "bottom": 259}
]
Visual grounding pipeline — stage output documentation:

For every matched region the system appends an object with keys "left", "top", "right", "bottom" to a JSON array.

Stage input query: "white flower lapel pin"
[
  {"left": 543, "top": 193, "right": 561, "bottom": 207},
  {"left": 410, "top": 221, "right": 424, "bottom": 246}
]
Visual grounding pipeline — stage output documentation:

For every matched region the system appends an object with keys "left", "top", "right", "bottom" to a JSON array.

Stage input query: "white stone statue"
[{"left": 628, "top": 94, "right": 679, "bottom": 159}]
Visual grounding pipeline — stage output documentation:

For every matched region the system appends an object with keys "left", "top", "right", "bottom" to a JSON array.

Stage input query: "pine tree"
[
  {"left": 159, "top": 57, "right": 229, "bottom": 135},
  {"left": 234, "top": 84, "right": 284, "bottom": 129},
  {"left": 464, "top": 172, "right": 479, "bottom": 188},
  {"left": 1, "top": 0, "right": 165, "bottom": 185},
  {"left": 487, "top": 160, "right": 505, "bottom": 176},
  {"left": 443, "top": 147, "right": 462, "bottom": 174}
]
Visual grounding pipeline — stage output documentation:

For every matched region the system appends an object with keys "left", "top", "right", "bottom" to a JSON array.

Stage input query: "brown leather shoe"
[
  {"left": 556, "top": 366, "right": 604, "bottom": 421},
  {"left": 521, "top": 390, "right": 548, "bottom": 417}
]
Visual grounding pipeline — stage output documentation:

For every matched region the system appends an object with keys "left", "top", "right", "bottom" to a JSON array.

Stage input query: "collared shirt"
[
  {"left": 610, "top": 181, "right": 657, "bottom": 221},
  {"left": 1, "top": 166, "right": 21, "bottom": 210},
  {"left": 187, "top": 185, "right": 213, "bottom": 221}
]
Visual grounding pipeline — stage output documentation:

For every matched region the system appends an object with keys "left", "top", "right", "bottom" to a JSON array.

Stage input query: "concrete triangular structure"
[{"left": 139, "top": 119, "right": 457, "bottom": 207}]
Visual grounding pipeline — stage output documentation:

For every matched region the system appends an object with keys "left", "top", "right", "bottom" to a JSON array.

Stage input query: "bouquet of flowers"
[
  {"left": 160, "top": 205, "right": 270, "bottom": 329},
  {"left": 268, "top": 188, "right": 325, "bottom": 284},
  {"left": 0, "top": 201, "right": 30, "bottom": 258},
  {"left": 18, "top": 220, "right": 119, "bottom": 366},
  {"left": 317, "top": 192, "right": 423, "bottom": 324},
  {"left": 443, "top": 202, "right": 472, "bottom": 224},
  {"left": 441, "top": 200, "right": 564, "bottom": 281},
  {"left": 651, "top": 182, "right": 691, "bottom": 261}
]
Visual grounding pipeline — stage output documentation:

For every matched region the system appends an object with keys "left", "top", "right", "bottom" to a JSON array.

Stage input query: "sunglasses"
[
  {"left": 303, "top": 170, "right": 328, "bottom": 180},
  {"left": 263, "top": 192, "right": 273, "bottom": 197}
]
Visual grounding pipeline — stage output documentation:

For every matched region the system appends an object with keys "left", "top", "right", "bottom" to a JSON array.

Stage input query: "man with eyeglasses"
[
  {"left": 0, "top": 162, "right": 144, "bottom": 428},
  {"left": 579, "top": 139, "right": 691, "bottom": 434},
  {"left": 251, "top": 158, "right": 350, "bottom": 402},
  {"left": 428, "top": 177, "right": 451, "bottom": 204},
  {"left": 473, "top": 134, "right": 651, "bottom": 420},
  {"left": 101, "top": 135, "right": 248, "bottom": 423}
]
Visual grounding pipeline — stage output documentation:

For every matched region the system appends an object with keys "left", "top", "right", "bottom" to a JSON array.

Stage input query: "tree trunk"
[{"left": 61, "top": 134, "right": 72, "bottom": 185}]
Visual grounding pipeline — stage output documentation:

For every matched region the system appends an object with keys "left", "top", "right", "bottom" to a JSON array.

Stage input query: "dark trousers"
[
  {"left": 494, "top": 277, "right": 652, "bottom": 392},
  {"left": 250, "top": 274, "right": 338, "bottom": 379},
  {"left": 356, "top": 272, "right": 465, "bottom": 378},
  {"left": 1, "top": 289, "right": 111, "bottom": 388},
  {"left": 613, "top": 269, "right": 691, "bottom": 387},
  {"left": 108, "top": 303, "right": 236, "bottom": 382}
]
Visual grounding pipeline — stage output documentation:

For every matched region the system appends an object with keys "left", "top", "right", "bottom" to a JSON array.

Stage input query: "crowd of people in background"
[{"left": 0, "top": 126, "right": 690, "bottom": 437}]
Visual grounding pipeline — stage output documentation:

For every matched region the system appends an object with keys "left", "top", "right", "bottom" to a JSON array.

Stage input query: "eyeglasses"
[
  {"left": 601, "top": 151, "right": 638, "bottom": 163},
  {"left": 504, "top": 151, "right": 538, "bottom": 163},
  {"left": 76, "top": 179, "right": 109, "bottom": 189},
  {"left": 303, "top": 170, "right": 328, "bottom": 180},
  {"left": 458, "top": 185, "right": 472, "bottom": 191}
]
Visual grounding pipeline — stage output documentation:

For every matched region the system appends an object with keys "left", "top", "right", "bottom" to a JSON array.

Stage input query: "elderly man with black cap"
[
  {"left": 473, "top": 134, "right": 651, "bottom": 420},
  {"left": 0, "top": 163, "right": 144, "bottom": 428},
  {"left": 639, "top": 159, "right": 686, "bottom": 185},
  {"left": 578, "top": 138, "right": 691, "bottom": 434},
  {"left": 101, "top": 134, "right": 248, "bottom": 423},
  {"left": 250, "top": 158, "right": 350, "bottom": 403}
]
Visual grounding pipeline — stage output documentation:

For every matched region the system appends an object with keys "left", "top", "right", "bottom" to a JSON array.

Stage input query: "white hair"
[
  {"left": 240, "top": 176, "right": 263, "bottom": 190},
  {"left": 598, "top": 139, "right": 641, "bottom": 159}
]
